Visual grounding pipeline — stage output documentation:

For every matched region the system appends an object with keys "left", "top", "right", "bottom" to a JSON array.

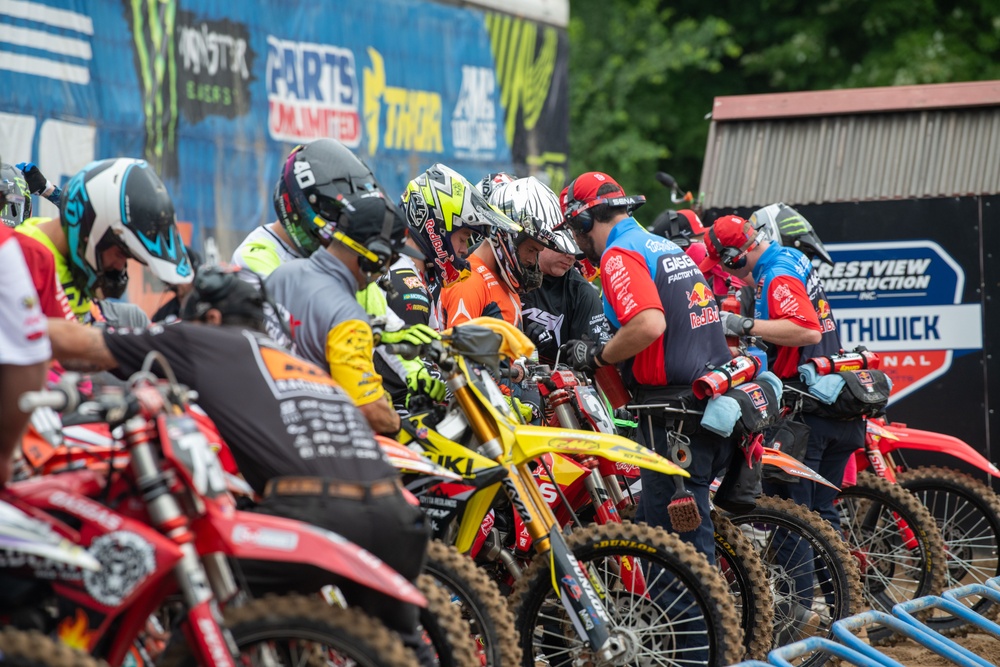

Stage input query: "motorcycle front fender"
[
  {"left": 193, "top": 503, "right": 426, "bottom": 607},
  {"left": 762, "top": 448, "right": 840, "bottom": 490},
  {"left": 510, "top": 425, "right": 688, "bottom": 478},
  {"left": 877, "top": 423, "right": 1000, "bottom": 478}
]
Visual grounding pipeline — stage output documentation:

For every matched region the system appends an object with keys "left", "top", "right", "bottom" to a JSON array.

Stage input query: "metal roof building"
[{"left": 699, "top": 81, "right": 1000, "bottom": 209}]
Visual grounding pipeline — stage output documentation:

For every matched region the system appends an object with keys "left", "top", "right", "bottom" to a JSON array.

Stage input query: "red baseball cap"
[
  {"left": 557, "top": 172, "right": 645, "bottom": 230},
  {"left": 698, "top": 214, "right": 760, "bottom": 273}
]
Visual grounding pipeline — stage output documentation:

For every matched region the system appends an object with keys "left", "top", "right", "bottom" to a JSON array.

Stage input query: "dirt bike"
[
  {"left": 0, "top": 499, "right": 116, "bottom": 667},
  {"left": 850, "top": 417, "right": 1000, "bottom": 637},
  {"left": 389, "top": 318, "right": 744, "bottom": 666},
  {"left": 19, "top": 391, "right": 480, "bottom": 667},
  {"left": 780, "top": 377, "right": 948, "bottom": 647},
  {"left": 9, "top": 364, "right": 425, "bottom": 667}
]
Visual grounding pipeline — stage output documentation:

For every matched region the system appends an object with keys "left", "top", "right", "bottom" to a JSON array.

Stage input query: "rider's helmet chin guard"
[
  {"left": 60, "top": 158, "right": 193, "bottom": 300},
  {"left": 273, "top": 138, "right": 384, "bottom": 257},
  {"left": 401, "top": 163, "right": 521, "bottom": 289},
  {"left": 749, "top": 202, "right": 833, "bottom": 266},
  {"left": 0, "top": 163, "right": 31, "bottom": 228},
  {"left": 488, "top": 176, "right": 564, "bottom": 294}
]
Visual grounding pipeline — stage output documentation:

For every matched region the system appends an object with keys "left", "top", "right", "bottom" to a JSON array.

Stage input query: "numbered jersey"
[{"left": 102, "top": 322, "right": 394, "bottom": 495}]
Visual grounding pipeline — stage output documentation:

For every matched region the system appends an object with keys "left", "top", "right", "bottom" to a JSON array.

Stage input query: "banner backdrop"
[{"left": 0, "top": 0, "right": 569, "bottom": 264}]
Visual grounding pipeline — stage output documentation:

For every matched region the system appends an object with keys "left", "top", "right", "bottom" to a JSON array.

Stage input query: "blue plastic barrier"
[
  {"left": 767, "top": 636, "right": 903, "bottom": 667},
  {"left": 941, "top": 582, "right": 1000, "bottom": 637},
  {"left": 726, "top": 662, "right": 772, "bottom": 667},
  {"left": 894, "top": 594, "right": 1000, "bottom": 639},
  {"left": 833, "top": 609, "right": 993, "bottom": 667}
]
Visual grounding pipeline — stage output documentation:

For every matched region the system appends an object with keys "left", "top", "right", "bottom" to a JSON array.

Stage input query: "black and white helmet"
[
  {"left": 487, "top": 177, "right": 563, "bottom": 293},
  {"left": 61, "top": 159, "right": 192, "bottom": 299},
  {"left": 750, "top": 202, "right": 833, "bottom": 265}
]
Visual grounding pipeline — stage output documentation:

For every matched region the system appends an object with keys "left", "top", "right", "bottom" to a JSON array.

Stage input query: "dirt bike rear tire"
[
  {"left": 0, "top": 628, "right": 108, "bottom": 667},
  {"left": 837, "top": 471, "right": 948, "bottom": 645},
  {"left": 618, "top": 502, "right": 775, "bottom": 661},
  {"left": 423, "top": 539, "right": 523, "bottom": 667},
  {"left": 171, "top": 594, "right": 419, "bottom": 667},
  {"left": 895, "top": 466, "right": 1000, "bottom": 637},
  {"left": 509, "top": 521, "right": 743, "bottom": 667},
  {"left": 724, "top": 495, "right": 864, "bottom": 667}
]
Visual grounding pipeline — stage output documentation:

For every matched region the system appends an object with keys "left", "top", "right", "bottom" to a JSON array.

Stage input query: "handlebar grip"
[
  {"left": 384, "top": 342, "right": 422, "bottom": 360},
  {"left": 18, "top": 390, "right": 70, "bottom": 413}
]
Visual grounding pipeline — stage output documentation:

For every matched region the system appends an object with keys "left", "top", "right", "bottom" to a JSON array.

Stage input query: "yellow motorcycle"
[{"left": 389, "top": 319, "right": 742, "bottom": 667}]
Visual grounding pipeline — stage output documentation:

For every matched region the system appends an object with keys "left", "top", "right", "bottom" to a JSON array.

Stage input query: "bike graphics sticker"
[
  {"left": 820, "top": 241, "right": 983, "bottom": 403},
  {"left": 84, "top": 531, "right": 156, "bottom": 607}
]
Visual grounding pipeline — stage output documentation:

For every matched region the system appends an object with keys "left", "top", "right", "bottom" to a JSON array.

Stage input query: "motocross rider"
[{"left": 44, "top": 267, "right": 431, "bottom": 661}]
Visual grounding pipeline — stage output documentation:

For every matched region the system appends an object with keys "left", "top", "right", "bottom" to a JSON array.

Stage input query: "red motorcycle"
[
  {"left": 8, "top": 368, "right": 425, "bottom": 667},
  {"left": 847, "top": 416, "right": 1000, "bottom": 635}
]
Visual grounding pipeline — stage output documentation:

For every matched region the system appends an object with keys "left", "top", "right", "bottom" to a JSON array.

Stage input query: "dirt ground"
[{"left": 879, "top": 630, "right": 1000, "bottom": 666}]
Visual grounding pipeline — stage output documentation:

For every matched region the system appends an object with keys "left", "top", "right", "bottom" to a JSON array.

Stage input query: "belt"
[{"left": 263, "top": 476, "right": 401, "bottom": 500}]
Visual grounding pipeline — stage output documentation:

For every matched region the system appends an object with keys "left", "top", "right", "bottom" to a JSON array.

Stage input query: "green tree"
[
  {"left": 567, "top": 0, "right": 739, "bottom": 218},
  {"left": 569, "top": 0, "right": 1000, "bottom": 218}
]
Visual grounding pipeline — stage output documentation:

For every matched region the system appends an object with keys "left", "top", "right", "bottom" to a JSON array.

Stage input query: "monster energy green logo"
[{"left": 123, "top": 0, "right": 179, "bottom": 178}]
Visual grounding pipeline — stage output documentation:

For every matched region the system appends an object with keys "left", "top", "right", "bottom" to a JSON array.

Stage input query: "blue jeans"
[
  {"left": 635, "top": 414, "right": 736, "bottom": 564},
  {"left": 765, "top": 414, "right": 865, "bottom": 604}
]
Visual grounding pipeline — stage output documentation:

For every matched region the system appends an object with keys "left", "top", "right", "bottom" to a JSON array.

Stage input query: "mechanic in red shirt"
[
  {"left": 555, "top": 172, "right": 736, "bottom": 562},
  {"left": 699, "top": 214, "right": 861, "bottom": 636}
]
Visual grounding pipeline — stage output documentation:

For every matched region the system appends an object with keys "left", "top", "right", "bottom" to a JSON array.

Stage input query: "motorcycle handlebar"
[
  {"left": 383, "top": 342, "right": 423, "bottom": 360},
  {"left": 18, "top": 388, "right": 74, "bottom": 413},
  {"left": 655, "top": 171, "right": 676, "bottom": 189}
]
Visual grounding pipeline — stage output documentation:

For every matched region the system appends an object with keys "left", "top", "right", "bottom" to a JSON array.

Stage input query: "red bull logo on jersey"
[
  {"left": 686, "top": 282, "right": 713, "bottom": 309},
  {"left": 265, "top": 36, "right": 361, "bottom": 146}
]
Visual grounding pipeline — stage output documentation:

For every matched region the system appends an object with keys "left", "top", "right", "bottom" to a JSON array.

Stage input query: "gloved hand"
[
  {"left": 480, "top": 301, "right": 503, "bottom": 320},
  {"left": 719, "top": 310, "right": 754, "bottom": 338},
  {"left": 16, "top": 162, "right": 61, "bottom": 205},
  {"left": 525, "top": 321, "right": 557, "bottom": 360},
  {"left": 558, "top": 339, "right": 604, "bottom": 374},
  {"left": 406, "top": 367, "right": 447, "bottom": 403},
  {"left": 379, "top": 323, "right": 440, "bottom": 347}
]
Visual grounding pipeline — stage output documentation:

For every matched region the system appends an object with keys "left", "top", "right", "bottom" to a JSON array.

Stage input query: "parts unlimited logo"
[
  {"left": 823, "top": 241, "right": 983, "bottom": 402},
  {"left": 265, "top": 36, "right": 361, "bottom": 146}
]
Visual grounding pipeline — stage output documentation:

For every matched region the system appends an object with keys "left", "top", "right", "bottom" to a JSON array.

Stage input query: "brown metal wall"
[{"left": 701, "top": 108, "right": 1000, "bottom": 209}]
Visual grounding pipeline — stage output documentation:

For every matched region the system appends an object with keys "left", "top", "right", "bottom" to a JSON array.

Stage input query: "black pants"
[
  {"left": 764, "top": 414, "right": 864, "bottom": 605},
  {"left": 241, "top": 489, "right": 430, "bottom": 647}
]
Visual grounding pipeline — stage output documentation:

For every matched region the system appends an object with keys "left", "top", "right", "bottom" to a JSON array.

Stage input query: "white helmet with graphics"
[
  {"left": 61, "top": 159, "right": 193, "bottom": 299},
  {"left": 487, "top": 176, "right": 563, "bottom": 294}
]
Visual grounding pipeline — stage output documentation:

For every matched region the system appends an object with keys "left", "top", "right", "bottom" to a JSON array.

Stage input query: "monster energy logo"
[
  {"left": 485, "top": 13, "right": 568, "bottom": 188},
  {"left": 123, "top": 0, "right": 179, "bottom": 179}
]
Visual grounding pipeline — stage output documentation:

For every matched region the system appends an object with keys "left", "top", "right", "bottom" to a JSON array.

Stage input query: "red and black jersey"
[{"left": 600, "top": 218, "right": 731, "bottom": 390}]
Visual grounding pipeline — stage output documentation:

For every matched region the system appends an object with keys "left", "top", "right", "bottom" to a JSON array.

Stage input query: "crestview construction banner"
[
  {"left": 0, "top": 0, "right": 568, "bottom": 308},
  {"left": 820, "top": 241, "right": 983, "bottom": 403}
]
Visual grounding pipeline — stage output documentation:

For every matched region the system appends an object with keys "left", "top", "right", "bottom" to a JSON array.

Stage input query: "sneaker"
[{"left": 774, "top": 600, "right": 822, "bottom": 646}]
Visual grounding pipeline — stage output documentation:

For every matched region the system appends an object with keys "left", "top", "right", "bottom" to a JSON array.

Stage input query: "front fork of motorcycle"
[
  {"left": 124, "top": 417, "right": 240, "bottom": 666},
  {"left": 451, "top": 379, "right": 621, "bottom": 657}
]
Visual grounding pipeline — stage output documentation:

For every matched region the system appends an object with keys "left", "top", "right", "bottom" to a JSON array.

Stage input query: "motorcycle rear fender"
[
  {"left": 376, "top": 435, "right": 463, "bottom": 481},
  {"left": 192, "top": 503, "right": 426, "bottom": 607},
  {"left": 876, "top": 423, "right": 1000, "bottom": 478},
  {"left": 762, "top": 448, "right": 840, "bottom": 490},
  {"left": 509, "top": 425, "right": 688, "bottom": 478}
]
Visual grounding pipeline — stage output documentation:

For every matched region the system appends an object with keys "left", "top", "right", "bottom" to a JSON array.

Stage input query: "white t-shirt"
[{"left": 0, "top": 230, "right": 51, "bottom": 364}]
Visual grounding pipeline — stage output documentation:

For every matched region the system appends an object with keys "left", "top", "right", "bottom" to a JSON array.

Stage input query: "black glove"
[
  {"left": 15, "top": 162, "right": 49, "bottom": 195},
  {"left": 525, "top": 321, "right": 557, "bottom": 360},
  {"left": 719, "top": 310, "right": 754, "bottom": 338},
  {"left": 559, "top": 339, "right": 604, "bottom": 374},
  {"left": 480, "top": 301, "right": 503, "bottom": 320}
]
